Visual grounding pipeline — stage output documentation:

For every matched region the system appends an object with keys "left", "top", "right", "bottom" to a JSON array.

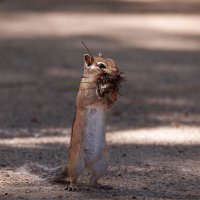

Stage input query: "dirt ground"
[{"left": 0, "top": 0, "right": 200, "bottom": 199}]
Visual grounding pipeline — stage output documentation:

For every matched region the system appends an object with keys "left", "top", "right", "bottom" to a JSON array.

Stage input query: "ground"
[{"left": 0, "top": 0, "right": 200, "bottom": 199}]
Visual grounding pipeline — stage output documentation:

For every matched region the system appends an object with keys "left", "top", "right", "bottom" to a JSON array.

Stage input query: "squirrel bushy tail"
[{"left": 23, "top": 163, "right": 68, "bottom": 183}]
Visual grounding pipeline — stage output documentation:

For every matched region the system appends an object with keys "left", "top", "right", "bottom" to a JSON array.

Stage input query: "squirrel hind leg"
[
  {"left": 89, "top": 153, "right": 109, "bottom": 186},
  {"left": 67, "top": 155, "right": 85, "bottom": 191}
]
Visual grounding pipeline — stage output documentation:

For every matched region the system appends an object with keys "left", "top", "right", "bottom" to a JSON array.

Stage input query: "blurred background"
[
  {"left": 0, "top": 0, "right": 200, "bottom": 130},
  {"left": 0, "top": 0, "right": 200, "bottom": 199}
]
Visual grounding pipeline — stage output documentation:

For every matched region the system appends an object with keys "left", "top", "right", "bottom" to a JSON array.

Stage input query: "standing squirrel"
[{"left": 25, "top": 53, "right": 124, "bottom": 191}]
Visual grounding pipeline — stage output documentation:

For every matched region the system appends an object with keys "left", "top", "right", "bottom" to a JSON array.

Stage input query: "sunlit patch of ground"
[
  {"left": 0, "top": 13, "right": 200, "bottom": 51},
  {"left": 0, "top": 126, "right": 200, "bottom": 147},
  {"left": 0, "top": 126, "right": 200, "bottom": 199}
]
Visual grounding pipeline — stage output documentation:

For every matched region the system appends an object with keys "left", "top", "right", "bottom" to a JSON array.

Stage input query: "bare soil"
[{"left": 0, "top": 0, "right": 200, "bottom": 199}]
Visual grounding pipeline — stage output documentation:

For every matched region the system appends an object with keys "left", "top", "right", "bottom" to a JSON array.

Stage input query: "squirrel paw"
[{"left": 65, "top": 184, "right": 79, "bottom": 191}]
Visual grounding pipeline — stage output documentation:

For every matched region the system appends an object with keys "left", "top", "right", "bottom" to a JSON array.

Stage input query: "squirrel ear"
[{"left": 84, "top": 54, "right": 94, "bottom": 67}]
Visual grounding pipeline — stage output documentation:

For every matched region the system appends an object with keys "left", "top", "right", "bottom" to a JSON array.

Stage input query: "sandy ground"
[{"left": 0, "top": 0, "right": 200, "bottom": 199}]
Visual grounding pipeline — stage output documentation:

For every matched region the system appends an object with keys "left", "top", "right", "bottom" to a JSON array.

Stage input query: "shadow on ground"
[
  {"left": 0, "top": 35, "right": 200, "bottom": 130},
  {"left": 0, "top": 0, "right": 200, "bottom": 14},
  {"left": 0, "top": 141, "right": 199, "bottom": 199},
  {"left": 0, "top": 1, "right": 200, "bottom": 199}
]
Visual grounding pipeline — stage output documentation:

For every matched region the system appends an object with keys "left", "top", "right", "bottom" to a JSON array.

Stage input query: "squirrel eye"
[{"left": 97, "top": 62, "right": 106, "bottom": 69}]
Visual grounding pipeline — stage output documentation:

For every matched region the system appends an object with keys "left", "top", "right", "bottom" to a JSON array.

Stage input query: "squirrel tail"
[{"left": 22, "top": 163, "right": 68, "bottom": 183}]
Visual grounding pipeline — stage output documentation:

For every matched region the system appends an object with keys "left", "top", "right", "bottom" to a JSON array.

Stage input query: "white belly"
[{"left": 84, "top": 106, "right": 106, "bottom": 164}]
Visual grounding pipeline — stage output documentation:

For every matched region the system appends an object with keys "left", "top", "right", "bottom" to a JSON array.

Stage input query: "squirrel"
[{"left": 25, "top": 53, "right": 124, "bottom": 191}]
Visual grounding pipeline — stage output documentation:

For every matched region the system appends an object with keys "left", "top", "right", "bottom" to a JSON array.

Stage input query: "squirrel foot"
[{"left": 65, "top": 183, "right": 79, "bottom": 191}]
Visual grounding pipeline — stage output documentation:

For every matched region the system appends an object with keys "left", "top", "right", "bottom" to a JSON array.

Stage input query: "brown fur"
[
  {"left": 64, "top": 54, "right": 120, "bottom": 190},
  {"left": 36, "top": 54, "right": 120, "bottom": 190}
]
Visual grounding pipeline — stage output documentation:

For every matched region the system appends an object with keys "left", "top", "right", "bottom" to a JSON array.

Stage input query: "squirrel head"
[
  {"left": 78, "top": 53, "right": 124, "bottom": 108},
  {"left": 83, "top": 53, "right": 119, "bottom": 76}
]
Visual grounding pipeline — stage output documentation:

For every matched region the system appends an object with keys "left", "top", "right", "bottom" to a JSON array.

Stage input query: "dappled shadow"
[
  {"left": 1, "top": 142, "right": 200, "bottom": 198},
  {"left": 0, "top": 1, "right": 200, "bottom": 199},
  {"left": 2, "top": 141, "right": 200, "bottom": 168},
  {"left": 0, "top": 35, "right": 199, "bottom": 130},
  {"left": 0, "top": 0, "right": 200, "bottom": 14}
]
